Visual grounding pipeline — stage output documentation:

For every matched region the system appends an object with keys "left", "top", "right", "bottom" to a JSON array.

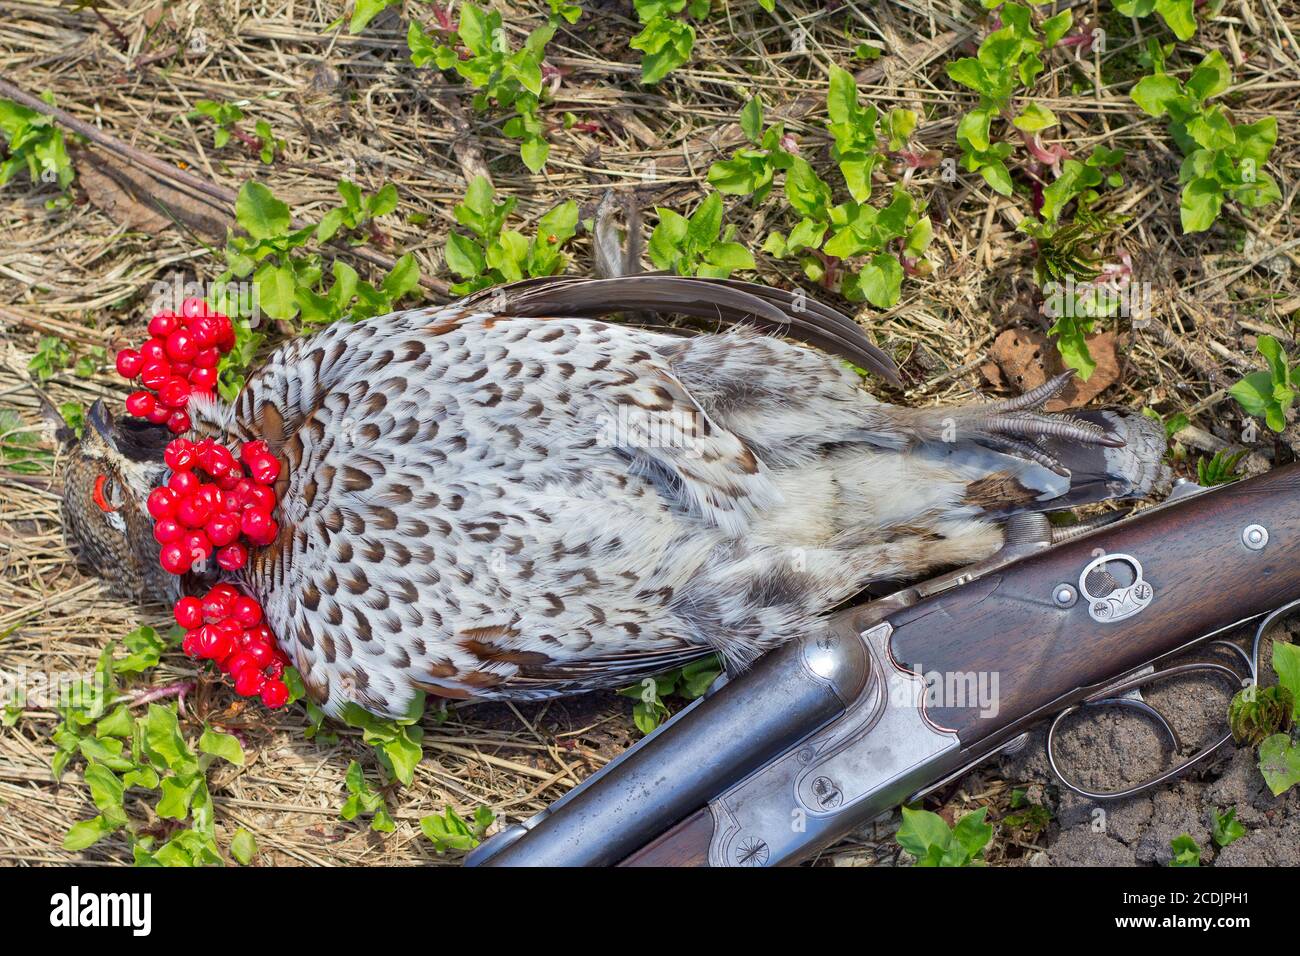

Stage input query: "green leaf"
[
  {"left": 857, "top": 254, "right": 903, "bottom": 309},
  {"left": 1154, "top": 0, "right": 1197, "bottom": 41},
  {"left": 520, "top": 134, "right": 549, "bottom": 172},
  {"left": 631, "top": 17, "right": 695, "bottom": 85},
  {"left": 64, "top": 816, "right": 114, "bottom": 851},
  {"left": 350, "top": 0, "right": 397, "bottom": 34},
  {"left": 1273, "top": 642, "right": 1300, "bottom": 721},
  {"left": 156, "top": 775, "right": 200, "bottom": 820},
  {"left": 1259, "top": 733, "right": 1300, "bottom": 796},
  {"left": 1130, "top": 74, "right": 1184, "bottom": 118},
  {"left": 380, "top": 252, "right": 421, "bottom": 302},
  {"left": 235, "top": 181, "right": 291, "bottom": 240},
  {"left": 1169, "top": 833, "right": 1201, "bottom": 866},
  {"left": 230, "top": 828, "right": 258, "bottom": 865},
  {"left": 445, "top": 232, "right": 485, "bottom": 279},
  {"left": 740, "top": 96, "right": 763, "bottom": 144},
  {"left": 1212, "top": 807, "right": 1246, "bottom": 848},
  {"left": 1186, "top": 50, "right": 1232, "bottom": 102},
  {"left": 1012, "top": 102, "right": 1056, "bottom": 132},
  {"left": 1179, "top": 176, "right": 1224, "bottom": 233},
  {"left": 1042, "top": 10, "right": 1072, "bottom": 47},
  {"left": 199, "top": 728, "right": 246, "bottom": 766},
  {"left": 253, "top": 261, "right": 299, "bottom": 321}
]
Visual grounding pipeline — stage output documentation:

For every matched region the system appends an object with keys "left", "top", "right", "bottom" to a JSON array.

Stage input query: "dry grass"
[{"left": 0, "top": 0, "right": 1297, "bottom": 866}]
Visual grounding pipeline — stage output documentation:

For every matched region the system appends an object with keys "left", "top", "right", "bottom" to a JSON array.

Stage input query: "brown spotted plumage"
[{"left": 61, "top": 276, "right": 1167, "bottom": 719}]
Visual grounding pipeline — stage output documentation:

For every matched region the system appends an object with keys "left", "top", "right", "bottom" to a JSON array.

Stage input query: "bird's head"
[{"left": 61, "top": 399, "right": 177, "bottom": 603}]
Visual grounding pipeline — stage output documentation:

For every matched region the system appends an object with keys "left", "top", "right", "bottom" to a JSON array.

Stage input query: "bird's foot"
[{"left": 922, "top": 373, "right": 1122, "bottom": 476}]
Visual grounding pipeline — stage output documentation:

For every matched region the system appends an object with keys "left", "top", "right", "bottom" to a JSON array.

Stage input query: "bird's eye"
[{"left": 93, "top": 474, "right": 122, "bottom": 513}]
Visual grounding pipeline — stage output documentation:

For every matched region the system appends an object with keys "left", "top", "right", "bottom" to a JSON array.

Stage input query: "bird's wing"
[{"left": 463, "top": 274, "right": 901, "bottom": 387}]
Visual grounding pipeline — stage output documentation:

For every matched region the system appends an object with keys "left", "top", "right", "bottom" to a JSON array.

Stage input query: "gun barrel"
[{"left": 467, "top": 621, "right": 871, "bottom": 866}]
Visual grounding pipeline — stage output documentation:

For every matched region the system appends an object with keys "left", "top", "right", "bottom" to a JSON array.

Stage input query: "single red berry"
[
  {"left": 164, "top": 329, "right": 198, "bottom": 362},
  {"left": 189, "top": 366, "right": 218, "bottom": 391},
  {"left": 234, "top": 667, "right": 267, "bottom": 697},
  {"left": 260, "top": 679, "right": 290, "bottom": 708},
  {"left": 240, "top": 440, "right": 271, "bottom": 463},
  {"left": 140, "top": 359, "right": 172, "bottom": 390},
  {"left": 232, "top": 595, "right": 263, "bottom": 628},
  {"left": 243, "top": 483, "right": 276, "bottom": 513},
  {"left": 206, "top": 514, "right": 241, "bottom": 547},
  {"left": 181, "top": 297, "right": 208, "bottom": 319},
  {"left": 242, "top": 640, "right": 274, "bottom": 669},
  {"left": 152, "top": 518, "right": 183, "bottom": 544},
  {"left": 182, "top": 628, "right": 204, "bottom": 657},
  {"left": 246, "top": 453, "right": 281, "bottom": 486},
  {"left": 146, "top": 486, "right": 178, "bottom": 520},
  {"left": 163, "top": 439, "right": 196, "bottom": 472},
  {"left": 225, "top": 650, "right": 257, "bottom": 678},
  {"left": 176, "top": 493, "right": 213, "bottom": 529},
  {"left": 182, "top": 530, "right": 213, "bottom": 566},
  {"left": 167, "top": 410, "right": 191, "bottom": 434},
  {"left": 158, "top": 377, "right": 192, "bottom": 409},
  {"left": 247, "top": 623, "right": 276, "bottom": 647},
  {"left": 146, "top": 405, "right": 171, "bottom": 426},
  {"left": 190, "top": 316, "right": 220, "bottom": 348},
  {"left": 148, "top": 312, "right": 180, "bottom": 337},
  {"left": 115, "top": 349, "right": 143, "bottom": 379},
  {"left": 216, "top": 471, "right": 240, "bottom": 491},
  {"left": 140, "top": 338, "right": 167, "bottom": 362},
  {"left": 216, "top": 542, "right": 248, "bottom": 571},
  {"left": 193, "top": 347, "right": 220, "bottom": 368},
  {"left": 125, "top": 390, "right": 156, "bottom": 418},
  {"left": 213, "top": 315, "right": 235, "bottom": 349},
  {"left": 201, "top": 589, "right": 234, "bottom": 623},
  {"left": 241, "top": 508, "right": 277, "bottom": 545},
  {"left": 168, "top": 470, "right": 200, "bottom": 497},
  {"left": 174, "top": 596, "right": 204, "bottom": 629},
  {"left": 159, "top": 542, "right": 189, "bottom": 574},
  {"left": 264, "top": 660, "right": 285, "bottom": 679},
  {"left": 170, "top": 361, "right": 193, "bottom": 378}
]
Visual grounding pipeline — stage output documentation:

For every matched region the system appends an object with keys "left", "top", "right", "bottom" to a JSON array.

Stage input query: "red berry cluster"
[
  {"left": 175, "top": 585, "right": 291, "bottom": 708},
  {"left": 148, "top": 437, "right": 281, "bottom": 575},
  {"left": 115, "top": 299, "right": 235, "bottom": 434}
]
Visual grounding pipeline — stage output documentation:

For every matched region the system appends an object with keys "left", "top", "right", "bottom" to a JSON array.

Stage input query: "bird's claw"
[{"left": 954, "top": 372, "right": 1123, "bottom": 476}]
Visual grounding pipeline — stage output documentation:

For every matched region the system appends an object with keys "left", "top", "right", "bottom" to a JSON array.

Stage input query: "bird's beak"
[{"left": 87, "top": 399, "right": 118, "bottom": 450}]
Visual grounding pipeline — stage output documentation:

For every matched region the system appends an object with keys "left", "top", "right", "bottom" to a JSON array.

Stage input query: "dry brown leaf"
[
  {"left": 74, "top": 148, "right": 229, "bottom": 239},
  {"left": 980, "top": 327, "right": 1119, "bottom": 410}
]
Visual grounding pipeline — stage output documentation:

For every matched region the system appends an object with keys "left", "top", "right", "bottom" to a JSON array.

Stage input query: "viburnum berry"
[
  {"left": 174, "top": 596, "right": 204, "bottom": 629},
  {"left": 145, "top": 405, "right": 171, "bottom": 426},
  {"left": 159, "top": 542, "right": 189, "bottom": 575},
  {"left": 125, "top": 391, "right": 156, "bottom": 418},
  {"left": 146, "top": 486, "right": 178, "bottom": 521},
  {"left": 152, "top": 518, "right": 183, "bottom": 544},
  {"left": 165, "top": 329, "right": 197, "bottom": 362},
  {"left": 232, "top": 595, "right": 263, "bottom": 628},
  {"left": 233, "top": 667, "right": 267, "bottom": 698},
  {"left": 260, "top": 679, "right": 290, "bottom": 709},
  {"left": 140, "top": 360, "right": 171, "bottom": 390},
  {"left": 148, "top": 312, "right": 180, "bottom": 338},
  {"left": 166, "top": 410, "right": 191, "bottom": 434},
  {"left": 240, "top": 508, "right": 278, "bottom": 546},
  {"left": 157, "top": 377, "right": 191, "bottom": 409},
  {"left": 245, "top": 452, "right": 280, "bottom": 486},
  {"left": 189, "top": 366, "right": 218, "bottom": 392},
  {"left": 115, "top": 349, "right": 143, "bottom": 378},
  {"left": 140, "top": 338, "right": 167, "bottom": 363},
  {"left": 216, "top": 542, "right": 248, "bottom": 570},
  {"left": 175, "top": 493, "right": 213, "bottom": 529}
]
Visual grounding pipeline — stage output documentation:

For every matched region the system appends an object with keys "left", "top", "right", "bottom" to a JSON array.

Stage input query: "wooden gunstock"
[
  {"left": 887, "top": 463, "right": 1300, "bottom": 741},
  {"left": 615, "top": 464, "right": 1300, "bottom": 867}
]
